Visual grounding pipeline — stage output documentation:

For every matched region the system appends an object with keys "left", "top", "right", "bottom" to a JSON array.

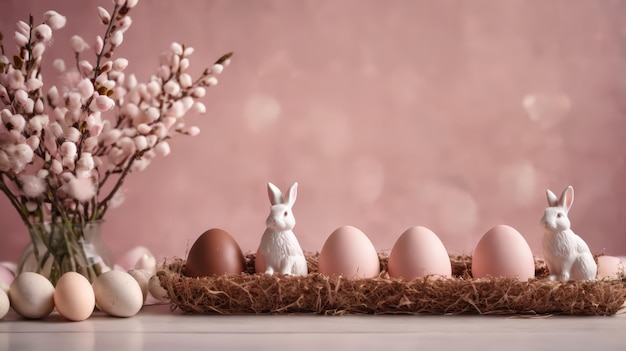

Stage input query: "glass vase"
[{"left": 17, "top": 220, "right": 114, "bottom": 286}]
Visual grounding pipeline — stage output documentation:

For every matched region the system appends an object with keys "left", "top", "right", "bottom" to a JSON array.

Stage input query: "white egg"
[
  {"left": 0, "top": 289, "right": 9, "bottom": 320},
  {"left": 127, "top": 269, "right": 149, "bottom": 302},
  {"left": 93, "top": 270, "right": 143, "bottom": 317},
  {"left": 148, "top": 275, "right": 168, "bottom": 302},
  {"left": 9, "top": 272, "right": 55, "bottom": 319}
]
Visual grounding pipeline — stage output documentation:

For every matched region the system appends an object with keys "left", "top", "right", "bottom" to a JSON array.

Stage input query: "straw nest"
[{"left": 156, "top": 253, "right": 626, "bottom": 316}]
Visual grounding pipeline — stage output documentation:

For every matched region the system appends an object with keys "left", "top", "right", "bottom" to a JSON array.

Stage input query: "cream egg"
[
  {"left": 0, "top": 289, "right": 9, "bottom": 320},
  {"left": 318, "top": 225, "right": 380, "bottom": 278},
  {"left": 127, "top": 269, "right": 150, "bottom": 302},
  {"left": 93, "top": 270, "right": 143, "bottom": 317},
  {"left": 472, "top": 225, "right": 535, "bottom": 281},
  {"left": 388, "top": 226, "right": 452, "bottom": 280},
  {"left": 54, "top": 272, "right": 95, "bottom": 321},
  {"left": 148, "top": 275, "right": 168, "bottom": 302},
  {"left": 9, "top": 272, "right": 55, "bottom": 319}
]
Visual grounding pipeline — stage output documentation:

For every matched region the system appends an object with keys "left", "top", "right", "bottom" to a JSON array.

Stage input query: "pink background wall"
[{"left": 1, "top": 0, "right": 626, "bottom": 263}]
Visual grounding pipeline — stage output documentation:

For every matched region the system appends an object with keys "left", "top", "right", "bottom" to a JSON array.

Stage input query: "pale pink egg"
[
  {"left": 318, "top": 225, "right": 380, "bottom": 278},
  {"left": 472, "top": 225, "right": 535, "bottom": 281},
  {"left": 388, "top": 226, "right": 451, "bottom": 280},
  {"left": 596, "top": 256, "right": 623, "bottom": 279},
  {"left": 54, "top": 272, "right": 95, "bottom": 322}
]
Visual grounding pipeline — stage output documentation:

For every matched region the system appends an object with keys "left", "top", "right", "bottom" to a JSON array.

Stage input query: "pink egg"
[
  {"left": 54, "top": 272, "right": 95, "bottom": 322},
  {"left": 0, "top": 265, "right": 15, "bottom": 287},
  {"left": 596, "top": 256, "right": 623, "bottom": 279},
  {"left": 388, "top": 226, "right": 451, "bottom": 280},
  {"left": 472, "top": 225, "right": 535, "bottom": 281},
  {"left": 318, "top": 226, "right": 380, "bottom": 278}
]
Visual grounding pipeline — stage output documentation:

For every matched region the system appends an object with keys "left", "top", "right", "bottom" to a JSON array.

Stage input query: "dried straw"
[{"left": 157, "top": 253, "right": 626, "bottom": 316}]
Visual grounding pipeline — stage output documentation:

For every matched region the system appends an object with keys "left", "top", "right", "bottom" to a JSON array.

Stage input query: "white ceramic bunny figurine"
[
  {"left": 257, "top": 182, "right": 308, "bottom": 276},
  {"left": 541, "top": 186, "right": 597, "bottom": 281}
]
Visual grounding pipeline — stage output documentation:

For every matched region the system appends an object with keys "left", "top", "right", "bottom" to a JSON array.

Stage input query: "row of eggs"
[
  {"left": 0, "top": 269, "right": 167, "bottom": 321},
  {"left": 185, "top": 224, "right": 550, "bottom": 281}
]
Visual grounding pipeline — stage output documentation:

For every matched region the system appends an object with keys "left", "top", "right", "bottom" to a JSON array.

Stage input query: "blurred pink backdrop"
[{"left": 1, "top": 0, "right": 625, "bottom": 264}]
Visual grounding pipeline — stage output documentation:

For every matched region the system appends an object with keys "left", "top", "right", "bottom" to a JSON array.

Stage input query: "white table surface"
[{"left": 1, "top": 303, "right": 625, "bottom": 351}]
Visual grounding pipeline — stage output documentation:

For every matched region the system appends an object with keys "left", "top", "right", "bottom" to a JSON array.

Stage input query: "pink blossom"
[
  {"left": 191, "top": 87, "right": 206, "bottom": 98},
  {"left": 206, "top": 77, "right": 218, "bottom": 86},
  {"left": 113, "top": 58, "right": 129, "bottom": 71},
  {"left": 52, "top": 59, "right": 66, "bottom": 72},
  {"left": 126, "top": 0, "right": 139, "bottom": 9},
  {"left": 162, "top": 117, "right": 176, "bottom": 130},
  {"left": 117, "top": 16, "right": 132, "bottom": 33},
  {"left": 117, "top": 136, "right": 136, "bottom": 155},
  {"left": 131, "top": 157, "right": 150, "bottom": 172},
  {"left": 136, "top": 123, "right": 151, "bottom": 135},
  {"left": 144, "top": 107, "right": 159, "bottom": 123},
  {"left": 50, "top": 159, "right": 63, "bottom": 174},
  {"left": 155, "top": 141, "right": 170, "bottom": 156},
  {"left": 97, "top": 7, "right": 111, "bottom": 25},
  {"left": 77, "top": 79, "right": 95, "bottom": 99},
  {"left": 157, "top": 65, "right": 170, "bottom": 79},
  {"left": 34, "top": 99, "right": 44, "bottom": 114},
  {"left": 43, "top": 133, "right": 57, "bottom": 155},
  {"left": 146, "top": 81, "right": 160, "bottom": 96},
  {"left": 126, "top": 74, "right": 138, "bottom": 89},
  {"left": 6, "top": 143, "right": 34, "bottom": 172},
  {"left": 14, "top": 31, "right": 28, "bottom": 47},
  {"left": 16, "top": 21, "right": 30, "bottom": 36},
  {"left": 14, "top": 89, "right": 28, "bottom": 106},
  {"left": 31, "top": 43, "right": 46, "bottom": 59},
  {"left": 65, "top": 127, "right": 81, "bottom": 143},
  {"left": 26, "top": 135, "right": 40, "bottom": 150},
  {"left": 28, "top": 115, "right": 49, "bottom": 133},
  {"left": 211, "top": 64, "right": 224, "bottom": 75},
  {"left": 62, "top": 155, "right": 75, "bottom": 170},
  {"left": 18, "top": 174, "right": 46, "bottom": 198},
  {"left": 111, "top": 32, "right": 123, "bottom": 46},
  {"left": 8, "top": 68, "right": 25, "bottom": 89},
  {"left": 37, "top": 169, "right": 49, "bottom": 178},
  {"left": 67, "top": 92, "right": 82, "bottom": 110},
  {"left": 63, "top": 175, "right": 95, "bottom": 202},
  {"left": 70, "top": 35, "right": 89, "bottom": 53},
  {"left": 60, "top": 141, "right": 77, "bottom": 158},
  {"left": 48, "top": 121, "right": 64, "bottom": 138},
  {"left": 170, "top": 42, "right": 183, "bottom": 56},
  {"left": 121, "top": 103, "right": 140, "bottom": 119},
  {"left": 146, "top": 134, "right": 157, "bottom": 147},
  {"left": 179, "top": 58, "right": 190, "bottom": 71},
  {"left": 194, "top": 102, "right": 206, "bottom": 114},
  {"left": 34, "top": 24, "right": 52, "bottom": 43},
  {"left": 168, "top": 101, "right": 184, "bottom": 118},
  {"left": 102, "top": 129, "right": 122, "bottom": 146},
  {"left": 134, "top": 135, "right": 147, "bottom": 150},
  {"left": 43, "top": 10, "right": 66, "bottom": 30},
  {"left": 188, "top": 126, "right": 200, "bottom": 136},
  {"left": 25, "top": 201, "right": 38, "bottom": 212},
  {"left": 25, "top": 78, "right": 43, "bottom": 92},
  {"left": 152, "top": 123, "right": 167, "bottom": 139},
  {"left": 183, "top": 46, "right": 194, "bottom": 56},
  {"left": 47, "top": 86, "right": 60, "bottom": 106},
  {"left": 108, "top": 189, "right": 125, "bottom": 209},
  {"left": 76, "top": 152, "right": 94, "bottom": 176},
  {"left": 83, "top": 136, "right": 99, "bottom": 152},
  {"left": 178, "top": 73, "right": 192, "bottom": 88},
  {"left": 79, "top": 60, "right": 94, "bottom": 76},
  {"left": 9, "top": 114, "right": 26, "bottom": 132},
  {"left": 94, "top": 95, "right": 115, "bottom": 111}
]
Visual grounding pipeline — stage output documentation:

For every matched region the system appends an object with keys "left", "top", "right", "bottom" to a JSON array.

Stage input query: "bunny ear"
[
  {"left": 267, "top": 182, "right": 284, "bottom": 205},
  {"left": 285, "top": 182, "right": 298, "bottom": 207},
  {"left": 559, "top": 186, "right": 574, "bottom": 211},
  {"left": 546, "top": 189, "right": 559, "bottom": 207}
]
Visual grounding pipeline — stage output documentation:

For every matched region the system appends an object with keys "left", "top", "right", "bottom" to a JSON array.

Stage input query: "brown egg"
[{"left": 184, "top": 228, "right": 246, "bottom": 277}]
